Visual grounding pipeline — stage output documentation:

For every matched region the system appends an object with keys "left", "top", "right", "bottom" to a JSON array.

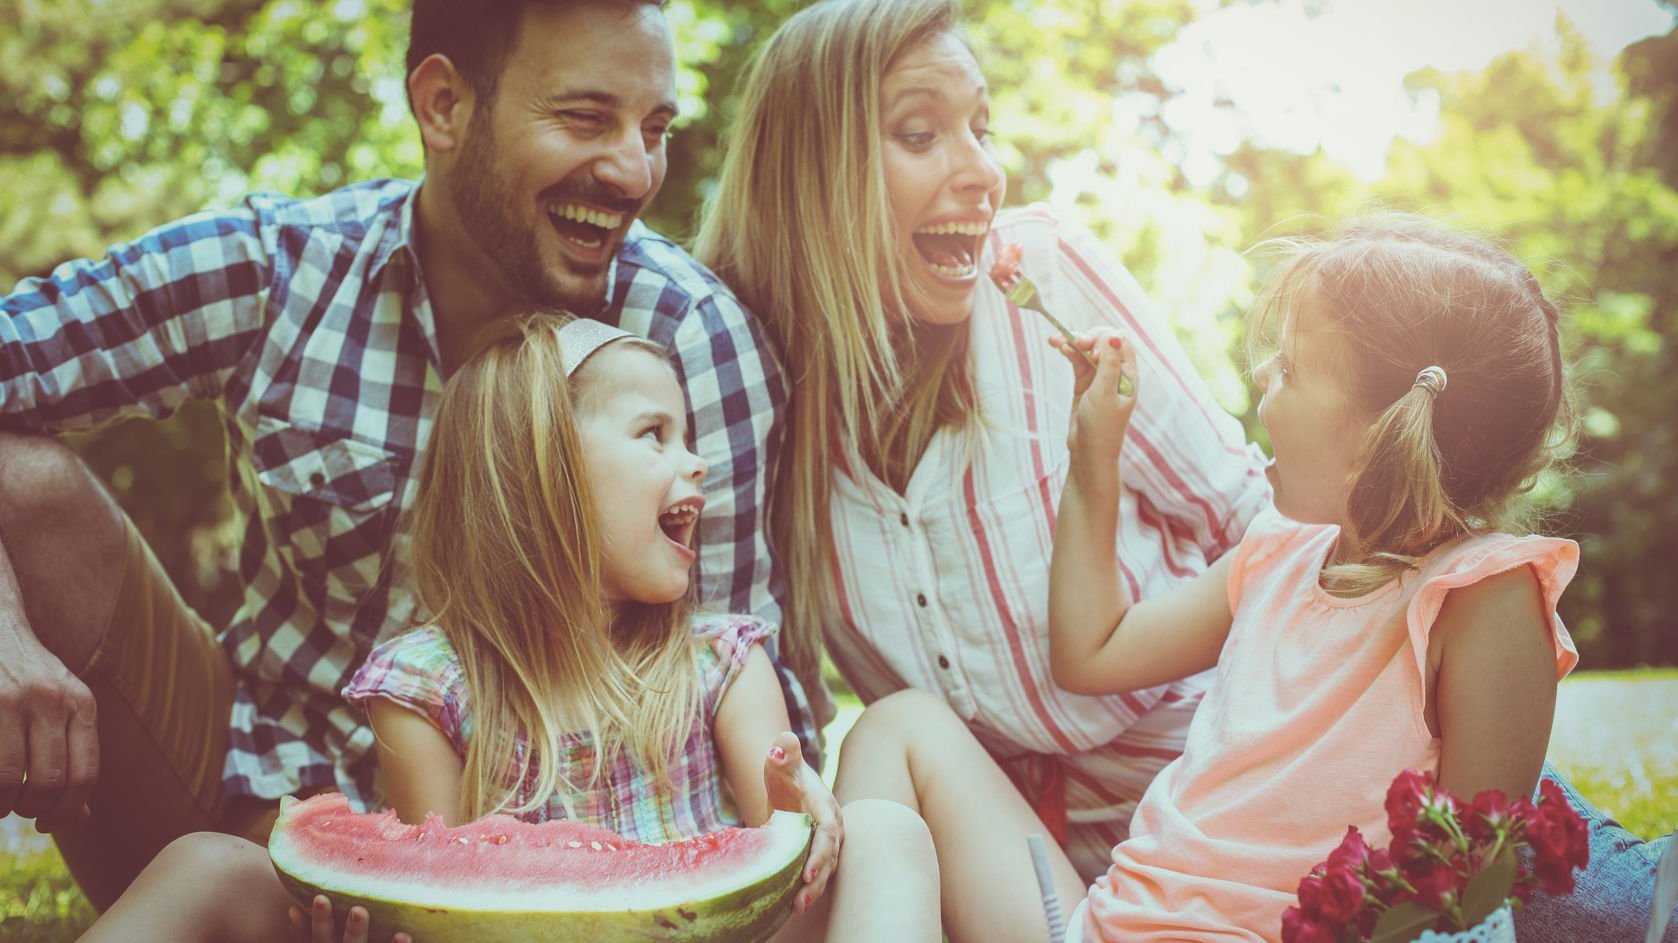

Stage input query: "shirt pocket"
[{"left": 251, "top": 418, "right": 404, "bottom": 601}]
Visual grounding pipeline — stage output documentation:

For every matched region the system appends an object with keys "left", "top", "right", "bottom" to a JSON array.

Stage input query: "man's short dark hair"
[{"left": 406, "top": 0, "right": 666, "bottom": 111}]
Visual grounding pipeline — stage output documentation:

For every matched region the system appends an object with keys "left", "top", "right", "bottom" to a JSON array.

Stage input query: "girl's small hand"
[
  {"left": 290, "top": 894, "right": 413, "bottom": 943},
  {"left": 762, "top": 731, "right": 842, "bottom": 915},
  {"left": 1053, "top": 328, "right": 1138, "bottom": 459}
]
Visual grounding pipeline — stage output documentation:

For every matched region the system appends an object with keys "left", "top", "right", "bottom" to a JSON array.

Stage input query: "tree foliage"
[{"left": 1, "top": 0, "right": 1672, "bottom": 666}]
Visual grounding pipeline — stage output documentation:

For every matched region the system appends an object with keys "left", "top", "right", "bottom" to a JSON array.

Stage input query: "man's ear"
[{"left": 409, "top": 53, "right": 474, "bottom": 154}]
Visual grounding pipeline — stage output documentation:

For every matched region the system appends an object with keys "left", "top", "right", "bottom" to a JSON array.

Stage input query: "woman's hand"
[
  {"left": 1050, "top": 328, "right": 1138, "bottom": 462},
  {"left": 289, "top": 894, "right": 412, "bottom": 943},
  {"left": 762, "top": 731, "right": 843, "bottom": 915}
]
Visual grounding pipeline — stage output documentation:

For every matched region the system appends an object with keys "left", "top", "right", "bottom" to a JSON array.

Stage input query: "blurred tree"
[
  {"left": 2, "top": 0, "right": 1672, "bottom": 668},
  {"left": 1372, "top": 20, "right": 1678, "bottom": 667}
]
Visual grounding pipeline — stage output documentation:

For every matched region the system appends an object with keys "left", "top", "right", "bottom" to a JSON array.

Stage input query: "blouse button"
[
  {"left": 916, "top": 593, "right": 928, "bottom": 607},
  {"left": 899, "top": 512, "right": 909, "bottom": 527},
  {"left": 938, "top": 654, "right": 951, "bottom": 669},
  {"left": 309, "top": 471, "right": 327, "bottom": 489}
]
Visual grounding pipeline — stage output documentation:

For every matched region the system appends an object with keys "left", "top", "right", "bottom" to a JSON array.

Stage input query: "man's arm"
[
  {"left": 0, "top": 202, "right": 273, "bottom": 826},
  {"left": 1, "top": 203, "right": 273, "bottom": 432}
]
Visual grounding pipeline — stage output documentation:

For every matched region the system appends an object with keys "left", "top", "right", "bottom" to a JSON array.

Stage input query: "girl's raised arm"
[
  {"left": 367, "top": 699, "right": 466, "bottom": 825},
  {"left": 1047, "top": 328, "right": 1236, "bottom": 696}
]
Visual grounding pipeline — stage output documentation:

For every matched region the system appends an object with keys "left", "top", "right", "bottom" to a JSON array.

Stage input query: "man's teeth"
[
  {"left": 915, "top": 220, "right": 989, "bottom": 236},
  {"left": 549, "top": 203, "right": 624, "bottom": 230}
]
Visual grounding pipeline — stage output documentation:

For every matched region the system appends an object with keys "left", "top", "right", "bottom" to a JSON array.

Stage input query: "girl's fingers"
[
  {"left": 289, "top": 905, "right": 306, "bottom": 943},
  {"left": 311, "top": 896, "right": 334, "bottom": 943},
  {"left": 342, "top": 906, "right": 370, "bottom": 943}
]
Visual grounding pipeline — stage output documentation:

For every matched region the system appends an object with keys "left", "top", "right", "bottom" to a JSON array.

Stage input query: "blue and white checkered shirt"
[{"left": 0, "top": 178, "right": 818, "bottom": 809}]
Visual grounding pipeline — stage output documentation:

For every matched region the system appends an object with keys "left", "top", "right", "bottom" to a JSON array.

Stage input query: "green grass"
[
  {"left": 3, "top": 672, "right": 1671, "bottom": 941},
  {"left": 0, "top": 848, "right": 96, "bottom": 942}
]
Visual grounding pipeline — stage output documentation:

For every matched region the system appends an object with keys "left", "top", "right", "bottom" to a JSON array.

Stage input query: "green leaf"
[
  {"left": 1460, "top": 851, "right": 1518, "bottom": 927},
  {"left": 1369, "top": 902, "right": 1444, "bottom": 943}
]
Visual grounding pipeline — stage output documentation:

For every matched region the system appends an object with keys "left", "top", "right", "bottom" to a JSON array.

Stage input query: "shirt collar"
[{"left": 367, "top": 178, "right": 423, "bottom": 288}]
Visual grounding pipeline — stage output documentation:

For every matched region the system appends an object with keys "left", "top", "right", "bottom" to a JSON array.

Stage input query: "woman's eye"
[{"left": 895, "top": 131, "right": 935, "bottom": 150}]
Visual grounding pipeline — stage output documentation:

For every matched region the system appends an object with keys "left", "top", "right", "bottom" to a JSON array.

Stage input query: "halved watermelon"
[{"left": 268, "top": 793, "right": 813, "bottom": 942}]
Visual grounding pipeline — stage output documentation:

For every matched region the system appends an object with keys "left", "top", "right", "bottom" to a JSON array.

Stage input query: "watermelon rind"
[{"left": 268, "top": 796, "right": 814, "bottom": 943}]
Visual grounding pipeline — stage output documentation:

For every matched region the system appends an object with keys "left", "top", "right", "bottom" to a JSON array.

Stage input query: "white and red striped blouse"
[{"left": 823, "top": 205, "right": 1272, "bottom": 878}]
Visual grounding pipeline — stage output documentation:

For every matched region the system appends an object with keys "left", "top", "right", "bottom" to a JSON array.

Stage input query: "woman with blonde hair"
[{"left": 695, "top": 0, "right": 1268, "bottom": 903}]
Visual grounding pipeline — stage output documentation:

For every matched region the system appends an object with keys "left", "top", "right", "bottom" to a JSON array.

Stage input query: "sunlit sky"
[{"left": 1150, "top": 0, "right": 1677, "bottom": 182}]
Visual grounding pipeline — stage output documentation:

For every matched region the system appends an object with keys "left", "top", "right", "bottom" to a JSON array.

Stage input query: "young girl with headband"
[
  {"left": 72, "top": 314, "right": 939, "bottom": 943},
  {"left": 835, "top": 216, "right": 1637, "bottom": 942}
]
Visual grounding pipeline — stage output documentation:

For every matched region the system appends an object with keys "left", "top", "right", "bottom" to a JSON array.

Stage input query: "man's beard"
[{"left": 450, "top": 112, "right": 610, "bottom": 313}]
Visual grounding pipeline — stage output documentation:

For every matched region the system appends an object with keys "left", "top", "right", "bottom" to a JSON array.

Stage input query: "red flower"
[
  {"left": 1467, "top": 789, "right": 1512, "bottom": 843},
  {"left": 1385, "top": 769, "right": 1432, "bottom": 837},
  {"left": 1296, "top": 871, "right": 1326, "bottom": 914},
  {"left": 1319, "top": 865, "right": 1365, "bottom": 924},
  {"left": 1326, "top": 827, "right": 1373, "bottom": 873},
  {"left": 1281, "top": 906, "right": 1344, "bottom": 943},
  {"left": 1403, "top": 855, "right": 1461, "bottom": 910},
  {"left": 1284, "top": 769, "right": 1591, "bottom": 941}
]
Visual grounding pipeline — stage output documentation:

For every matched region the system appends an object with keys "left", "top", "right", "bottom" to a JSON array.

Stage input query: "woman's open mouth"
[{"left": 911, "top": 219, "right": 989, "bottom": 281}]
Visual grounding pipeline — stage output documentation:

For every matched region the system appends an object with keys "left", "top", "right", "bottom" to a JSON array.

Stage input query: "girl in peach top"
[
  {"left": 1047, "top": 216, "right": 1579, "bottom": 941},
  {"left": 841, "top": 215, "right": 1628, "bottom": 942}
]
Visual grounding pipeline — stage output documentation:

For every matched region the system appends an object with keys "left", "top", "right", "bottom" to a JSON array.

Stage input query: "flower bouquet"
[{"left": 1281, "top": 769, "right": 1590, "bottom": 943}]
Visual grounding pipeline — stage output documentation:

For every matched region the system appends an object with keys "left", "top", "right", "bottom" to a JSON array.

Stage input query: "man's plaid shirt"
[{"left": 0, "top": 178, "right": 816, "bottom": 809}]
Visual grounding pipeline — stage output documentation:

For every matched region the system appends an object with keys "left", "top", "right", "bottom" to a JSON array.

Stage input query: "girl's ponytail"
[{"left": 1339, "top": 369, "right": 1466, "bottom": 584}]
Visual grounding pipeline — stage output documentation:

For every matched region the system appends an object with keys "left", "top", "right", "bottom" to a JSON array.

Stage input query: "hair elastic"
[
  {"left": 557, "top": 318, "right": 636, "bottom": 376},
  {"left": 1413, "top": 365, "right": 1448, "bottom": 398}
]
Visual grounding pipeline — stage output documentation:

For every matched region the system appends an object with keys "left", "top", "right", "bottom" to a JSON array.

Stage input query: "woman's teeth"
[{"left": 913, "top": 220, "right": 988, "bottom": 280}]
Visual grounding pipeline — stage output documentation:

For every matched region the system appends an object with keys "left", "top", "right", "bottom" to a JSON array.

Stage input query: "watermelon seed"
[
  {"left": 567, "top": 841, "right": 582, "bottom": 848},
  {"left": 590, "top": 841, "right": 603, "bottom": 851}
]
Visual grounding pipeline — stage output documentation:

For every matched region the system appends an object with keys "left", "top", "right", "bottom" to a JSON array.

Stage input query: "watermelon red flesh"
[{"left": 268, "top": 793, "right": 812, "bottom": 943}]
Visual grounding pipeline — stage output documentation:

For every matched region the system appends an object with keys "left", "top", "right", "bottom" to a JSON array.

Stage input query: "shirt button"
[
  {"left": 938, "top": 655, "right": 951, "bottom": 669},
  {"left": 309, "top": 471, "right": 327, "bottom": 489},
  {"left": 899, "top": 512, "right": 909, "bottom": 527},
  {"left": 916, "top": 593, "right": 928, "bottom": 607}
]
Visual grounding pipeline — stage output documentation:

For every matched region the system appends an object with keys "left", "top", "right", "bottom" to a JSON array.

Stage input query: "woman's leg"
[
  {"left": 1513, "top": 764, "right": 1675, "bottom": 943},
  {"left": 76, "top": 832, "right": 297, "bottom": 943},
  {"left": 771, "top": 797, "right": 942, "bottom": 943},
  {"left": 833, "top": 689, "right": 1087, "bottom": 943}
]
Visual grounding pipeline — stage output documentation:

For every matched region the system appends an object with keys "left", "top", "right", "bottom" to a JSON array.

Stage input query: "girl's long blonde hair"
[
  {"left": 693, "top": 0, "right": 979, "bottom": 699},
  {"left": 1248, "top": 216, "right": 1574, "bottom": 595},
  {"left": 409, "top": 314, "right": 699, "bottom": 820}
]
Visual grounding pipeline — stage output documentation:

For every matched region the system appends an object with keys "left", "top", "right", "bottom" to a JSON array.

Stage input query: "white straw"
[{"left": 1028, "top": 833, "right": 1066, "bottom": 943}]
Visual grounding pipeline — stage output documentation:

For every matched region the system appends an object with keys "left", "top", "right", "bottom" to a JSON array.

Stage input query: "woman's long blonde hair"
[
  {"left": 694, "top": 0, "right": 980, "bottom": 698},
  {"left": 409, "top": 314, "right": 699, "bottom": 820},
  {"left": 1247, "top": 216, "right": 1574, "bottom": 595}
]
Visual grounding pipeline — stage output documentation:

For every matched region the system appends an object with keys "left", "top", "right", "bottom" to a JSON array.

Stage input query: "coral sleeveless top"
[{"left": 1084, "top": 508, "right": 1578, "bottom": 942}]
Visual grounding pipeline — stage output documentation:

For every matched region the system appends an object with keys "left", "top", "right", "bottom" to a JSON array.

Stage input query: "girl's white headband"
[{"left": 558, "top": 318, "right": 637, "bottom": 376}]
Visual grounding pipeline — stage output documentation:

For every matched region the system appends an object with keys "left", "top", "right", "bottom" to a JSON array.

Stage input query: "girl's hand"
[
  {"left": 290, "top": 894, "right": 412, "bottom": 943},
  {"left": 1050, "top": 328, "right": 1138, "bottom": 461},
  {"left": 762, "top": 731, "right": 842, "bottom": 915}
]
